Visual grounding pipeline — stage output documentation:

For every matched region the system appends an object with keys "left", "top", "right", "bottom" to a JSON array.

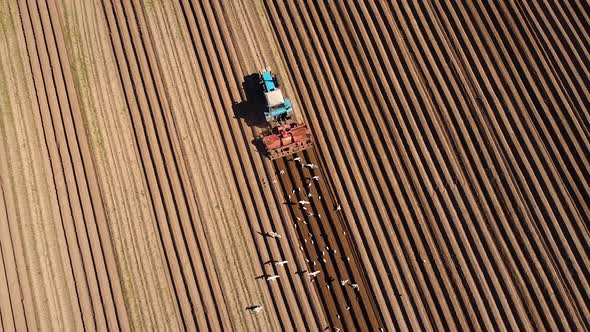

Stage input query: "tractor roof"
[{"left": 265, "top": 89, "right": 285, "bottom": 108}]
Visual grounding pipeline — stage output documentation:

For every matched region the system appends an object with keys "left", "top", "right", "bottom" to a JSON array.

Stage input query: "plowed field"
[{"left": 1, "top": 1, "right": 589, "bottom": 331}]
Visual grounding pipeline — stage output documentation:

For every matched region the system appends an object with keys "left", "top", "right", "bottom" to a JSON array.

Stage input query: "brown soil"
[{"left": 1, "top": 1, "right": 589, "bottom": 331}]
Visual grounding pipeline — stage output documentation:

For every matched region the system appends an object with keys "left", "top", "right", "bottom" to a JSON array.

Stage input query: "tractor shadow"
[{"left": 232, "top": 73, "right": 268, "bottom": 129}]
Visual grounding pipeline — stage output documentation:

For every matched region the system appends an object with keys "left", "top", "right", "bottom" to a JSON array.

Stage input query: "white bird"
[
  {"left": 268, "top": 231, "right": 281, "bottom": 239},
  {"left": 293, "top": 157, "right": 301, "bottom": 162},
  {"left": 308, "top": 271, "right": 321, "bottom": 277},
  {"left": 341, "top": 279, "right": 349, "bottom": 286},
  {"left": 279, "top": 169, "right": 285, "bottom": 175},
  {"left": 267, "top": 275, "right": 280, "bottom": 281},
  {"left": 298, "top": 200, "right": 310, "bottom": 205},
  {"left": 312, "top": 175, "right": 320, "bottom": 181},
  {"left": 275, "top": 260, "right": 288, "bottom": 267},
  {"left": 335, "top": 204, "right": 342, "bottom": 211},
  {"left": 249, "top": 305, "right": 263, "bottom": 313},
  {"left": 307, "top": 192, "right": 312, "bottom": 197},
  {"left": 351, "top": 283, "right": 359, "bottom": 290}
]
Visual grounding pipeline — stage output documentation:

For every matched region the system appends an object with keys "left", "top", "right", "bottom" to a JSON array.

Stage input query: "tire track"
[
  {"left": 260, "top": 1, "right": 590, "bottom": 330},
  {"left": 444, "top": 1, "right": 590, "bottom": 330},
  {"left": 16, "top": 0, "right": 135, "bottom": 329},
  {"left": 0, "top": 182, "right": 26, "bottom": 332},
  {"left": 3, "top": 0, "right": 94, "bottom": 329},
  {"left": 58, "top": 0, "right": 183, "bottom": 328},
  {"left": 100, "top": 0, "right": 219, "bottom": 329}
]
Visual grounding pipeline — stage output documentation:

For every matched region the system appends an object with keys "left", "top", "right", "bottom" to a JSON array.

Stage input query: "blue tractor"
[
  {"left": 260, "top": 70, "right": 293, "bottom": 125},
  {"left": 258, "top": 69, "right": 313, "bottom": 160}
]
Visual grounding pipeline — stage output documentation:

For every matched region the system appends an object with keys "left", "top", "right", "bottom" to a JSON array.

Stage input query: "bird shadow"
[
  {"left": 255, "top": 273, "right": 270, "bottom": 280},
  {"left": 257, "top": 231, "right": 270, "bottom": 238},
  {"left": 294, "top": 269, "right": 308, "bottom": 276}
]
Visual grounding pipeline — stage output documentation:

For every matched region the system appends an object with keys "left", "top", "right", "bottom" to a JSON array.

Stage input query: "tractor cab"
[{"left": 260, "top": 70, "right": 293, "bottom": 124}]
